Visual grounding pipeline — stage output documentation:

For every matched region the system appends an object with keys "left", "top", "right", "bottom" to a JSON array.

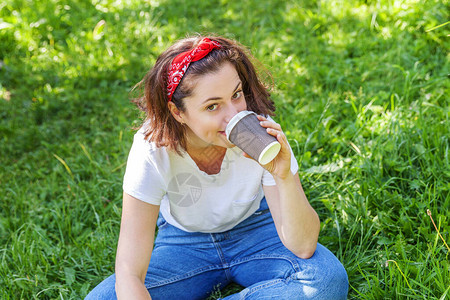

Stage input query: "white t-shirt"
[{"left": 123, "top": 124, "right": 299, "bottom": 233}]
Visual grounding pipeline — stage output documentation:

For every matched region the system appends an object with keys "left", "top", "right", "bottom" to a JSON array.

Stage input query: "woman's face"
[{"left": 172, "top": 62, "right": 248, "bottom": 150}]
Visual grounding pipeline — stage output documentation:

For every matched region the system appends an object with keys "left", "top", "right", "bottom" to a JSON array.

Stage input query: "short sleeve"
[{"left": 122, "top": 133, "right": 166, "bottom": 205}]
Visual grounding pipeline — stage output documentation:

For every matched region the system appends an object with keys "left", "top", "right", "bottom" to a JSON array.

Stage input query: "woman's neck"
[{"left": 186, "top": 144, "right": 227, "bottom": 175}]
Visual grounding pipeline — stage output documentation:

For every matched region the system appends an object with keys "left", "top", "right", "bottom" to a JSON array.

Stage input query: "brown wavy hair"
[{"left": 132, "top": 35, "right": 276, "bottom": 155}]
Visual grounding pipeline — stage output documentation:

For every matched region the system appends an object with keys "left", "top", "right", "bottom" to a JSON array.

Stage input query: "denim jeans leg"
[
  {"left": 145, "top": 218, "right": 231, "bottom": 299},
  {"left": 222, "top": 244, "right": 348, "bottom": 300},
  {"left": 219, "top": 200, "right": 348, "bottom": 300},
  {"left": 85, "top": 214, "right": 231, "bottom": 300},
  {"left": 86, "top": 198, "right": 348, "bottom": 299},
  {"left": 85, "top": 273, "right": 117, "bottom": 300}
]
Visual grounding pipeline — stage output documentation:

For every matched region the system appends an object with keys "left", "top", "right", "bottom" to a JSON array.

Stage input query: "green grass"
[{"left": 1, "top": 0, "right": 449, "bottom": 298}]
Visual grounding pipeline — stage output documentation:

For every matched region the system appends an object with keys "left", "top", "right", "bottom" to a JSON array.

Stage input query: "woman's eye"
[
  {"left": 206, "top": 104, "right": 218, "bottom": 111},
  {"left": 232, "top": 90, "right": 243, "bottom": 99}
]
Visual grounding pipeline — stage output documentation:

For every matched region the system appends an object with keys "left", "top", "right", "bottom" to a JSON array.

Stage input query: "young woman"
[{"left": 86, "top": 35, "right": 348, "bottom": 299}]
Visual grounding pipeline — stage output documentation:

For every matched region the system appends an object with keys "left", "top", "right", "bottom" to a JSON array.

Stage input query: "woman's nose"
[{"left": 225, "top": 105, "right": 240, "bottom": 123}]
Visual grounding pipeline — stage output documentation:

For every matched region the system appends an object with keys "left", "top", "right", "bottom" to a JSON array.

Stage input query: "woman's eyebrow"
[{"left": 201, "top": 81, "right": 242, "bottom": 104}]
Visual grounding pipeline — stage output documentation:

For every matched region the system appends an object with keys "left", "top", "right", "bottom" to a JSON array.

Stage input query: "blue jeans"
[{"left": 86, "top": 197, "right": 348, "bottom": 299}]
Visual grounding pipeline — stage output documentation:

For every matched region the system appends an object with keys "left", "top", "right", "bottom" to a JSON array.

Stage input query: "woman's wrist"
[{"left": 272, "top": 168, "right": 294, "bottom": 182}]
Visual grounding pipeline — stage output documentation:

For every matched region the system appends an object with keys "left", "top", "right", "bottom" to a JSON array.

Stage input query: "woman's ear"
[{"left": 168, "top": 101, "right": 185, "bottom": 124}]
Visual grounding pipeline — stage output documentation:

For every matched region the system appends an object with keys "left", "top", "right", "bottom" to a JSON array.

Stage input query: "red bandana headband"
[{"left": 166, "top": 38, "right": 222, "bottom": 102}]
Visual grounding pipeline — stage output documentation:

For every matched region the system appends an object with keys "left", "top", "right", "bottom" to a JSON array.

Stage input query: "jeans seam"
[
  {"left": 240, "top": 278, "right": 285, "bottom": 298},
  {"left": 229, "top": 255, "right": 300, "bottom": 273},
  {"left": 144, "top": 264, "right": 225, "bottom": 289},
  {"left": 211, "top": 237, "right": 232, "bottom": 281}
]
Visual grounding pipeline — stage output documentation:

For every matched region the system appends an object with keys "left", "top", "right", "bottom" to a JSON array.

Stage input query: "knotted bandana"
[{"left": 166, "top": 38, "right": 222, "bottom": 102}]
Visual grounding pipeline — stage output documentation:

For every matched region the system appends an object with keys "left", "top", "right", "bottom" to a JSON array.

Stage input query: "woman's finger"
[{"left": 259, "top": 117, "right": 282, "bottom": 130}]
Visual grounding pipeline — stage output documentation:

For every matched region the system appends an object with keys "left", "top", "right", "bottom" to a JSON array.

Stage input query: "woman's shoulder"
[
  {"left": 129, "top": 126, "right": 171, "bottom": 164},
  {"left": 133, "top": 127, "right": 157, "bottom": 150}
]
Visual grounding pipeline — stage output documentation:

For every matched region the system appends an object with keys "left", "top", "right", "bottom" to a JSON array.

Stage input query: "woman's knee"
[
  {"left": 290, "top": 245, "right": 348, "bottom": 299},
  {"left": 289, "top": 262, "right": 348, "bottom": 299},
  {"left": 84, "top": 274, "right": 117, "bottom": 300},
  {"left": 320, "top": 259, "right": 348, "bottom": 299}
]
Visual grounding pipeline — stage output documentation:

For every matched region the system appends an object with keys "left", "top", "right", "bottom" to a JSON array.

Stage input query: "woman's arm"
[
  {"left": 263, "top": 173, "right": 320, "bottom": 259},
  {"left": 252, "top": 115, "right": 319, "bottom": 259},
  {"left": 115, "top": 192, "right": 160, "bottom": 299}
]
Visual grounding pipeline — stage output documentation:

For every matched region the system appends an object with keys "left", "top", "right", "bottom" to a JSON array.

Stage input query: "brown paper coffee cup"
[{"left": 226, "top": 111, "right": 281, "bottom": 165}]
